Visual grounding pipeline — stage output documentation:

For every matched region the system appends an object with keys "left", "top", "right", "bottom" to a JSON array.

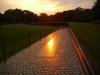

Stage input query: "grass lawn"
[
  {"left": 69, "top": 22, "right": 100, "bottom": 70},
  {"left": 0, "top": 24, "right": 59, "bottom": 62}
]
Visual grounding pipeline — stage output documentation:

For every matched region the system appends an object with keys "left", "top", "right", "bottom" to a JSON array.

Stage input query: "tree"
[
  {"left": 22, "top": 10, "right": 39, "bottom": 23},
  {"left": 92, "top": 0, "right": 100, "bottom": 20},
  {"left": 3, "top": 9, "right": 24, "bottom": 23},
  {"left": 0, "top": 7, "right": 94, "bottom": 24},
  {"left": 3, "top": 9, "right": 14, "bottom": 23},
  {"left": 40, "top": 13, "right": 48, "bottom": 22},
  {"left": 11, "top": 9, "right": 24, "bottom": 23},
  {"left": 2, "top": 9, "right": 40, "bottom": 24},
  {"left": 0, "top": 12, "right": 2, "bottom": 24},
  {"left": 62, "top": 10, "right": 75, "bottom": 21}
]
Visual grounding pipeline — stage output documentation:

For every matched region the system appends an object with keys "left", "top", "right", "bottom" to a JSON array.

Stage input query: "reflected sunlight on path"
[{"left": 38, "top": 31, "right": 61, "bottom": 57}]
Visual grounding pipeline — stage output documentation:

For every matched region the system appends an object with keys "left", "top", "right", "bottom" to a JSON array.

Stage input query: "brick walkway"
[{"left": 0, "top": 28, "right": 85, "bottom": 75}]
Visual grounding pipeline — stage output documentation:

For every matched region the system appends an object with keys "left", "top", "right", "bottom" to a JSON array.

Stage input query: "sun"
[
  {"left": 47, "top": 5, "right": 53, "bottom": 11},
  {"left": 45, "top": 4, "right": 55, "bottom": 12}
]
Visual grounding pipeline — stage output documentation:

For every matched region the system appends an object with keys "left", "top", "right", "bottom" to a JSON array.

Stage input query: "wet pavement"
[{"left": 0, "top": 28, "right": 85, "bottom": 75}]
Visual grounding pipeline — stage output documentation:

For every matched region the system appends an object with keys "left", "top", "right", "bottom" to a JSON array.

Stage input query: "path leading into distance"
[{"left": 0, "top": 28, "right": 86, "bottom": 75}]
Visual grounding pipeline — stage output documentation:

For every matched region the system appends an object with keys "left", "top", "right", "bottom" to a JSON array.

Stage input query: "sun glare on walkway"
[
  {"left": 47, "top": 38, "right": 54, "bottom": 51},
  {"left": 38, "top": 33, "right": 59, "bottom": 57}
]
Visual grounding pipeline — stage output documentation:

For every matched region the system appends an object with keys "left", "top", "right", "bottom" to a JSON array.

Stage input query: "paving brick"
[{"left": 0, "top": 28, "right": 85, "bottom": 75}]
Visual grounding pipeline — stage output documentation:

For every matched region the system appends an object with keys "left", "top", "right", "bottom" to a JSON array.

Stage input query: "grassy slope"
[
  {"left": 69, "top": 22, "right": 100, "bottom": 68},
  {"left": 0, "top": 24, "right": 59, "bottom": 62}
]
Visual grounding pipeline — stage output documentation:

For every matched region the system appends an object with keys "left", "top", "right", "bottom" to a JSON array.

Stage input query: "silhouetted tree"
[
  {"left": 3, "top": 9, "right": 14, "bottom": 23},
  {"left": 12, "top": 9, "right": 24, "bottom": 23},
  {"left": 0, "top": 7, "right": 95, "bottom": 25},
  {"left": 2, "top": 9, "right": 40, "bottom": 24},
  {"left": 80, "top": 9, "right": 93, "bottom": 22},
  {"left": 47, "top": 15, "right": 55, "bottom": 22},
  {"left": 54, "top": 12, "right": 64, "bottom": 22},
  {"left": 40, "top": 13, "right": 48, "bottom": 23},
  {"left": 22, "top": 10, "right": 39, "bottom": 23},
  {"left": 3, "top": 9, "right": 24, "bottom": 23},
  {"left": 92, "top": 0, "right": 100, "bottom": 20},
  {"left": 0, "top": 12, "right": 2, "bottom": 24},
  {"left": 73, "top": 7, "right": 93, "bottom": 22},
  {"left": 62, "top": 10, "right": 75, "bottom": 21}
]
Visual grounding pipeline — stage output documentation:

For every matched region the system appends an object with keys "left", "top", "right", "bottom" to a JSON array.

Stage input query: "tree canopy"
[
  {"left": 92, "top": 0, "right": 100, "bottom": 20},
  {"left": 0, "top": 1, "right": 100, "bottom": 25}
]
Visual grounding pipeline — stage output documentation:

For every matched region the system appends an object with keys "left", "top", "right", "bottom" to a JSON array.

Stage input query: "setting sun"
[{"left": 45, "top": 4, "right": 55, "bottom": 12}]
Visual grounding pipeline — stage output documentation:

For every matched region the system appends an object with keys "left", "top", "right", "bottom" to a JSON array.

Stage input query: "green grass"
[
  {"left": 69, "top": 22, "right": 100, "bottom": 67},
  {"left": 0, "top": 24, "right": 59, "bottom": 62}
]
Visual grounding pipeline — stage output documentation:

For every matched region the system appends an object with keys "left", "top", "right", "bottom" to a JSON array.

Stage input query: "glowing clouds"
[{"left": 0, "top": 0, "right": 96, "bottom": 15}]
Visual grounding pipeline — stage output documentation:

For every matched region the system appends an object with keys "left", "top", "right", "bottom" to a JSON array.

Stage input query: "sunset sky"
[{"left": 0, "top": 0, "right": 96, "bottom": 15}]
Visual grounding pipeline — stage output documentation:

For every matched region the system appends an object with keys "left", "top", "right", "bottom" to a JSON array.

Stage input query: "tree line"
[{"left": 0, "top": 0, "right": 100, "bottom": 24}]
